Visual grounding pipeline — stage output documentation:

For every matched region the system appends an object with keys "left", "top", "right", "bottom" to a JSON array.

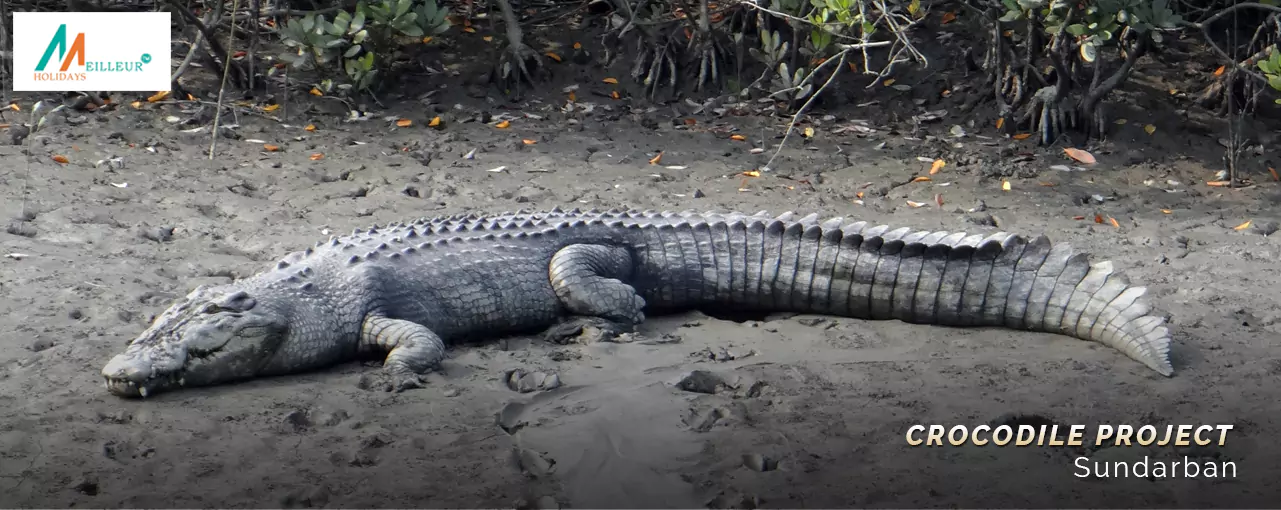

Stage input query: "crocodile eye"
[{"left": 201, "top": 304, "right": 225, "bottom": 314}]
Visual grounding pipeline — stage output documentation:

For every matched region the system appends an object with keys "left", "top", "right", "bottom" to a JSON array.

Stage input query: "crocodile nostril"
[{"left": 101, "top": 354, "right": 152, "bottom": 382}]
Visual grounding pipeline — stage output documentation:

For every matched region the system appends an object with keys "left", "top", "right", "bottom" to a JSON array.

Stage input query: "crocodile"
[{"left": 101, "top": 207, "right": 1174, "bottom": 398}]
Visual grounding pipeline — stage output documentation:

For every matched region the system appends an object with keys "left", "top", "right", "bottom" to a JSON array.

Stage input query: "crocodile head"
[{"left": 101, "top": 284, "right": 290, "bottom": 398}]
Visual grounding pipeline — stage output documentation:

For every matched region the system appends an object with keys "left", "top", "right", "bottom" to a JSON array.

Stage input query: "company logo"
[{"left": 13, "top": 12, "right": 171, "bottom": 91}]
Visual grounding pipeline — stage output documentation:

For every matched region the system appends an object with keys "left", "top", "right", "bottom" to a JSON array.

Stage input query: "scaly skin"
[{"left": 101, "top": 208, "right": 1175, "bottom": 398}]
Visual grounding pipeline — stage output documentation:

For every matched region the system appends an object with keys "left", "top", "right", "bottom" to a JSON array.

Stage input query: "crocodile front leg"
[
  {"left": 360, "top": 315, "right": 446, "bottom": 392},
  {"left": 543, "top": 244, "right": 647, "bottom": 343}
]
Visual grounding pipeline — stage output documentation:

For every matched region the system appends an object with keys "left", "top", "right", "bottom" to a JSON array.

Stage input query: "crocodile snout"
[{"left": 101, "top": 354, "right": 152, "bottom": 383}]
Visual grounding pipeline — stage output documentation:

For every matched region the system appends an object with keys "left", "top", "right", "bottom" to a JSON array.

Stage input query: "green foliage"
[
  {"left": 999, "top": 0, "right": 1181, "bottom": 62},
  {"left": 1255, "top": 46, "right": 1281, "bottom": 104},
  {"left": 276, "top": 0, "right": 451, "bottom": 94}
]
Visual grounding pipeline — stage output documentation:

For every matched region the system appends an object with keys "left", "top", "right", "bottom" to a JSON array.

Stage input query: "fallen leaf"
[
  {"left": 995, "top": 117, "right": 1004, "bottom": 130},
  {"left": 1144, "top": 124, "right": 1156, "bottom": 135},
  {"left": 8, "top": 103, "right": 18, "bottom": 111},
  {"left": 1063, "top": 147, "right": 1097, "bottom": 164},
  {"left": 1012, "top": 133, "right": 1032, "bottom": 140},
  {"left": 603, "top": 77, "right": 619, "bottom": 84},
  {"left": 422, "top": 36, "right": 433, "bottom": 44},
  {"left": 495, "top": 120, "right": 511, "bottom": 129},
  {"left": 1214, "top": 65, "right": 1226, "bottom": 77},
  {"left": 905, "top": 200, "right": 927, "bottom": 208},
  {"left": 883, "top": 78, "right": 897, "bottom": 86},
  {"left": 462, "top": 26, "right": 476, "bottom": 33},
  {"left": 1206, "top": 180, "right": 1231, "bottom": 187},
  {"left": 309, "top": 153, "right": 324, "bottom": 160},
  {"left": 803, "top": 126, "right": 815, "bottom": 138},
  {"left": 146, "top": 91, "right": 169, "bottom": 102},
  {"left": 730, "top": 134, "right": 747, "bottom": 141},
  {"left": 1108, "top": 217, "right": 1120, "bottom": 228},
  {"left": 263, "top": 104, "right": 281, "bottom": 112},
  {"left": 610, "top": 90, "right": 621, "bottom": 99},
  {"left": 1270, "top": 167, "right": 1279, "bottom": 181},
  {"left": 310, "top": 87, "right": 323, "bottom": 96},
  {"left": 483, "top": 36, "right": 493, "bottom": 42},
  {"left": 186, "top": 94, "right": 196, "bottom": 101},
  {"left": 305, "top": 124, "right": 316, "bottom": 132},
  {"left": 395, "top": 118, "right": 413, "bottom": 127},
  {"left": 911, "top": 176, "right": 932, "bottom": 183},
  {"left": 1161, "top": 209, "right": 1172, "bottom": 214},
  {"left": 856, "top": 191, "right": 864, "bottom": 199},
  {"left": 233, "top": 50, "right": 247, "bottom": 58},
  {"left": 1114, "top": 118, "right": 1127, "bottom": 125},
  {"left": 568, "top": 91, "right": 577, "bottom": 102},
  {"left": 935, "top": 193, "right": 944, "bottom": 206},
  {"left": 264, "top": 144, "right": 280, "bottom": 152},
  {"left": 1072, "top": 216, "right": 1086, "bottom": 220},
  {"left": 929, "top": 159, "right": 946, "bottom": 174},
  {"left": 51, "top": 155, "right": 69, "bottom": 164},
  {"left": 1168, "top": 88, "right": 1179, "bottom": 95},
  {"left": 130, "top": 101, "right": 142, "bottom": 108},
  {"left": 649, "top": 152, "right": 663, "bottom": 165},
  {"left": 522, "top": 139, "right": 537, "bottom": 145},
  {"left": 742, "top": 170, "right": 761, "bottom": 177},
  {"left": 573, "top": 42, "right": 582, "bottom": 50},
  {"left": 545, "top": 52, "right": 562, "bottom": 62},
  {"left": 1094, "top": 214, "right": 1104, "bottom": 224},
  {"left": 1234, "top": 220, "right": 1252, "bottom": 231},
  {"left": 941, "top": 11, "right": 957, "bottom": 23},
  {"left": 1001, "top": 180, "right": 1011, "bottom": 191},
  {"left": 684, "top": 118, "right": 697, "bottom": 125},
  {"left": 429, "top": 116, "right": 443, "bottom": 128}
]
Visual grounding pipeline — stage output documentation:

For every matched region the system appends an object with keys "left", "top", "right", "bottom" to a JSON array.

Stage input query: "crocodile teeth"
[{"left": 138, "top": 386, "right": 148, "bottom": 398}]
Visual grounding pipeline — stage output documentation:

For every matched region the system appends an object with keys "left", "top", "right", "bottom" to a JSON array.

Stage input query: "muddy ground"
[{"left": 3, "top": 12, "right": 1281, "bottom": 508}]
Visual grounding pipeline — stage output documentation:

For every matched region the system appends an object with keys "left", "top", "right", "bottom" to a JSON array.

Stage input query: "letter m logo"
[{"left": 35, "top": 24, "right": 85, "bottom": 72}]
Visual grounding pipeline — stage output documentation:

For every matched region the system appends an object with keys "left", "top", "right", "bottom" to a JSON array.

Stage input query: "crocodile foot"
[{"left": 543, "top": 316, "right": 637, "bottom": 345}]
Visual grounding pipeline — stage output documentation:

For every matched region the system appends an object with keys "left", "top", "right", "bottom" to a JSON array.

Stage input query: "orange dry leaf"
[
  {"left": 603, "top": 77, "right": 619, "bottom": 84},
  {"left": 309, "top": 153, "right": 324, "bottom": 161},
  {"left": 305, "top": 124, "right": 317, "bottom": 132},
  {"left": 730, "top": 134, "right": 747, "bottom": 141},
  {"left": 995, "top": 117, "right": 1004, "bottom": 130},
  {"left": 9, "top": 103, "right": 19, "bottom": 111},
  {"left": 264, "top": 144, "right": 280, "bottom": 152},
  {"left": 545, "top": 52, "right": 562, "bottom": 62},
  {"left": 186, "top": 94, "right": 196, "bottom": 101},
  {"left": 941, "top": 11, "right": 957, "bottom": 24},
  {"left": 422, "top": 36, "right": 434, "bottom": 44},
  {"left": 573, "top": 42, "right": 582, "bottom": 50},
  {"left": 483, "top": 36, "right": 493, "bottom": 42},
  {"left": 856, "top": 191, "right": 864, "bottom": 199},
  {"left": 1161, "top": 209, "right": 1172, "bottom": 214},
  {"left": 310, "top": 88, "right": 323, "bottom": 96},
  {"left": 905, "top": 200, "right": 927, "bottom": 208},
  {"left": 1063, "top": 147, "right": 1096, "bottom": 164},
  {"left": 233, "top": 51, "right": 247, "bottom": 58},
  {"left": 684, "top": 118, "right": 696, "bottom": 126},
  {"left": 742, "top": 170, "right": 761, "bottom": 177},
  {"left": 130, "top": 101, "right": 142, "bottom": 108},
  {"left": 911, "top": 176, "right": 932, "bottom": 183},
  {"left": 1108, "top": 217, "right": 1120, "bottom": 228},
  {"left": 1234, "top": 220, "right": 1252, "bottom": 231},
  {"left": 1214, "top": 65, "right": 1225, "bottom": 77},
  {"left": 395, "top": 119, "right": 413, "bottom": 127},
  {"left": 1012, "top": 133, "right": 1031, "bottom": 140},
  {"left": 929, "top": 159, "right": 945, "bottom": 174},
  {"left": 429, "top": 116, "right": 443, "bottom": 128},
  {"left": 462, "top": 26, "right": 476, "bottom": 33},
  {"left": 1001, "top": 180, "right": 1011, "bottom": 191},
  {"left": 649, "top": 152, "right": 663, "bottom": 165},
  {"left": 1094, "top": 214, "right": 1104, "bottom": 224},
  {"left": 51, "top": 155, "right": 69, "bottom": 164},
  {"left": 522, "top": 139, "right": 537, "bottom": 145},
  {"left": 611, "top": 91, "right": 620, "bottom": 99},
  {"left": 495, "top": 120, "right": 511, "bottom": 129},
  {"left": 147, "top": 91, "right": 170, "bottom": 102},
  {"left": 568, "top": 91, "right": 577, "bottom": 102},
  {"left": 263, "top": 104, "right": 281, "bottom": 112},
  {"left": 1270, "top": 167, "right": 1279, "bottom": 181},
  {"left": 1206, "top": 180, "right": 1231, "bottom": 187}
]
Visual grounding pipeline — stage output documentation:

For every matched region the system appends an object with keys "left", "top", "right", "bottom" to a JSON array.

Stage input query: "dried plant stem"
[{"left": 209, "top": 0, "right": 242, "bottom": 160}]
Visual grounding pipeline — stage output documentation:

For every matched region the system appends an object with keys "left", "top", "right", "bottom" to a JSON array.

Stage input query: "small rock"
[
  {"left": 677, "top": 370, "right": 738, "bottom": 394},
  {"left": 139, "top": 226, "right": 174, "bottom": 243},
  {"left": 29, "top": 338, "right": 55, "bottom": 352},
  {"left": 6, "top": 221, "right": 37, "bottom": 238}
]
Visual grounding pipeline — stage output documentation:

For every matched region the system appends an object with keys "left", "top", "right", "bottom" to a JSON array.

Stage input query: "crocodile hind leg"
[
  {"left": 359, "top": 315, "right": 447, "bottom": 392},
  {"left": 543, "top": 244, "right": 647, "bottom": 344}
]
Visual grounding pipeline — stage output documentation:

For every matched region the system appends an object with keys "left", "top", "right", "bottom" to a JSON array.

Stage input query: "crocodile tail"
[{"left": 708, "top": 216, "right": 1174, "bottom": 377}]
